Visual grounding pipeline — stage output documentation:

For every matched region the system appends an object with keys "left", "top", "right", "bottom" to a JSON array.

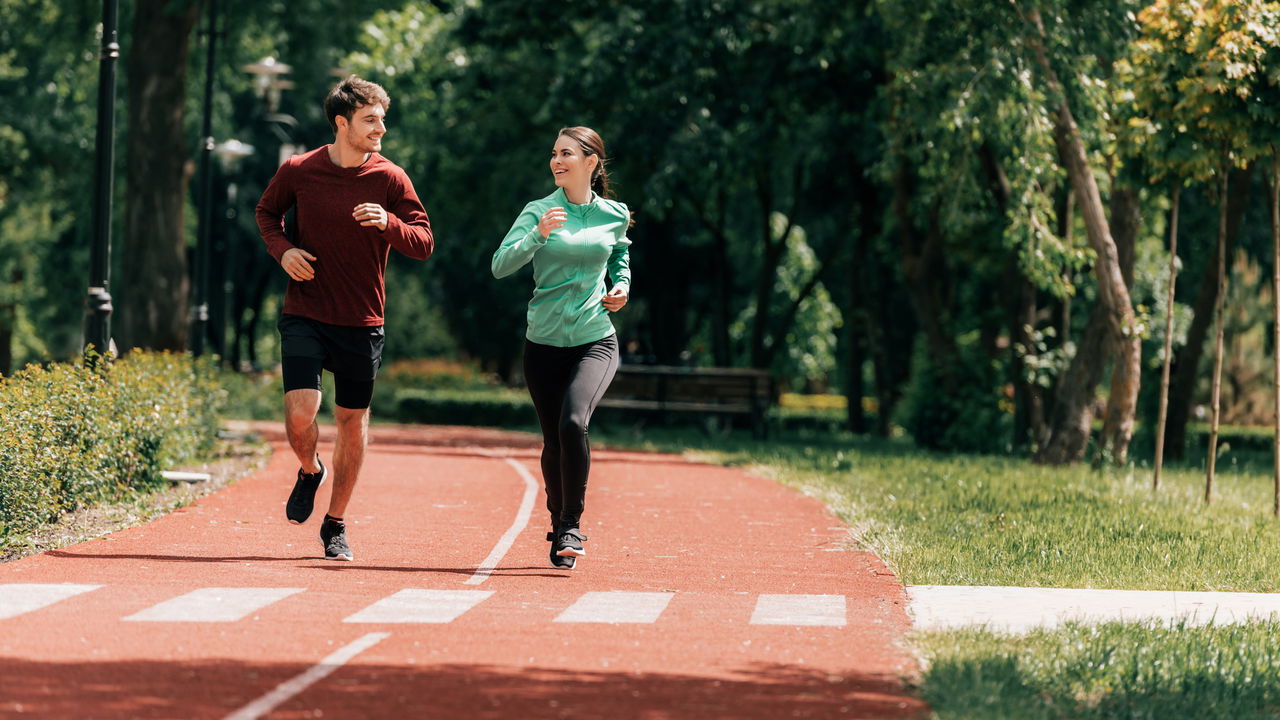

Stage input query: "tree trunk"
[
  {"left": 685, "top": 186, "right": 732, "bottom": 366},
  {"left": 1039, "top": 302, "right": 1112, "bottom": 463},
  {"left": 1154, "top": 183, "right": 1181, "bottom": 490},
  {"left": 1206, "top": 169, "right": 1230, "bottom": 504},
  {"left": 1100, "top": 186, "right": 1141, "bottom": 463},
  {"left": 710, "top": 192, "right": 731, "bottom": 366},
  {"left": 844, "top": 178, "right": 882, "bottom": 434},
  {"left": 1025, "top": 11, "right": 1139, "bottom": 465},
  {"left": 1165, "top": 167, "right": 1253, "bottom": 458},
  {"left": 118, "top": 0, "right": 200, "bottom": 352},
  {"left": 748, "top": 168, "right": 796, "bottom": 369},
  {"left": 891, "top": 159, "right": 957, "bottom": 378}
]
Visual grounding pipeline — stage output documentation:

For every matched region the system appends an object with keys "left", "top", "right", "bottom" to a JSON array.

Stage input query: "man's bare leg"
[
  {"left": 284, "top": 389, "right": 323, "bottom": 473},
  {"left": 328, "top": 405, "right": 369, "bottom": 518}
]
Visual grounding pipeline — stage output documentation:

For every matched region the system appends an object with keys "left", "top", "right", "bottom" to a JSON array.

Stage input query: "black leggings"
[{"left": 523, "top": 334, "right": 619, "bottom": 529}]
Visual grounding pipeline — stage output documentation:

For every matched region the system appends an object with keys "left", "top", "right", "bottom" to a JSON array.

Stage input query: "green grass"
[
  {"left": 587, "top": 426, "right": 1280, "bottom": 719},
  {"left": 918, "top": 621, "right": 1280, "bottom": 719}
]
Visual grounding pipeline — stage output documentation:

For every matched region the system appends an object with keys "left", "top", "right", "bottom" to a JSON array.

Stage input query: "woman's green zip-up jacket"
[{"left": 491, "top": 187, "right": 632, "bottom": 347}]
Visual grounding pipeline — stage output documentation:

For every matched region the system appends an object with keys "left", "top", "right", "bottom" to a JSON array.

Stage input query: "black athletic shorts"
[{"left": 277, "top": 314, "right": 385, "bottom": 410}]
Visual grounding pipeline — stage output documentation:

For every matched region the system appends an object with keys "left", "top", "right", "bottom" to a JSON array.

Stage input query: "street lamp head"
[
  {"left": 242, "top": 56, "right": 292, "bottom": 111},
  {"left": 241, "top": 56, "right": 292, "bottom": 77},
  {"left": 213, "top": 138, "right": 254, "bottom": 169}
]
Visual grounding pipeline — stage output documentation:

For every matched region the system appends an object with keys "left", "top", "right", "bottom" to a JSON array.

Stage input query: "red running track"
[{"left": 0, "top": 423, "right": 926, "bottom": 719}]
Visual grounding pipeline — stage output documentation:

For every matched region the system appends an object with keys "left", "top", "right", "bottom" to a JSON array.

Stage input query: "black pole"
[
  {"left": 192, "top": 0, "right": 219, "bottom": 356},
  {"left": 85, "top": 0, "right": 119, "bottom": 358}
]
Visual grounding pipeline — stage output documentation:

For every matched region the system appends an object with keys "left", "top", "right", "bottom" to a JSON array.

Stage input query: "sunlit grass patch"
[{"left": 917, "top": 619, "right": 1280, "bottom": 719}]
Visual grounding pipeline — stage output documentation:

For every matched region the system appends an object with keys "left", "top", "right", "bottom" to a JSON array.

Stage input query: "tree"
[{"left": 0, "top": 0, "right": 101, "bottom": 369}]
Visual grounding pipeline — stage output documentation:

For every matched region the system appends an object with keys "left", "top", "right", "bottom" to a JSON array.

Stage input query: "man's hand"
[
  {"left": 353, "top": 203, "right": 388, "bottom": 231},
  {"left": 281, "top": 247, "right": 317, "bottom": 281},
  {"left": 602, "top": 286, "right": 628, "bottom": 312}
]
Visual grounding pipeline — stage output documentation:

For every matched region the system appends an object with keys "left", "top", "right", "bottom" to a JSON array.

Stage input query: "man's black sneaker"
[
  {"left": 285, "top": 458, "right": 326, "bottom": 524},
  {"left": 554, "top": 528, "right": 587, "bottom": 558},
  {"left": 320, "top": 518, "right": 353, "bottom": 561},
  {"left": 546, "top": 531, "right": 576, "bottom": 569}
]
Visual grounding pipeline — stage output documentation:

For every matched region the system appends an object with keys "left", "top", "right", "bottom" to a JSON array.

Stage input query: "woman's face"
[{"left": 550, "top": 135, "right": 597, "bottom": 191}]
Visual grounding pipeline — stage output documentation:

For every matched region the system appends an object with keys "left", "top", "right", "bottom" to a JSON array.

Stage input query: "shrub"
[
  {"left": 0, "top": 351, "right": 225, "bottom": 541},
  {"left": 391, "top": 387, "right": 537, "bottom": 427}
]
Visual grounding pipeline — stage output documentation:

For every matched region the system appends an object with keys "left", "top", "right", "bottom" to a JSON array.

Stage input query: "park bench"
[{"left": 599, "top": 364, "right": 776, "bottom": 438}]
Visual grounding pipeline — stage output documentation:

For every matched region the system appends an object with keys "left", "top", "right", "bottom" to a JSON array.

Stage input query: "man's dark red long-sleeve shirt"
[{"left": 256, "top": 146, "right": 434, "bottom": 326}]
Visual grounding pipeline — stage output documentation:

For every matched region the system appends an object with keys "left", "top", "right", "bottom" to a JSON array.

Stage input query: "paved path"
[
  {"left": 908, "top": 585, "right": 1280, "bottom": 633},
  {"left": 0, "top": 423, "right": 925, "bottom": 719}
]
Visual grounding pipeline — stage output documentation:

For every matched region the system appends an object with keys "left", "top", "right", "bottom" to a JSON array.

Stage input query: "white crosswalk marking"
[
  {"left": 123, "top": 587, "right": 304, "bottom": 622},
  {"left": 554, "top": 591, "right": 673, "bottom": 624},
  {"left": 344, "top": 589, "right": 494, "bottom": 623},
  {"left": 0, "top": 583, "right": 101, "bottom": 620},
  {"left": 750, "top": 594, "right": 847, "bottom": 626}
]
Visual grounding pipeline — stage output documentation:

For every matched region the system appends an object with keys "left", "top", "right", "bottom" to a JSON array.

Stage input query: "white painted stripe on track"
[
  {"left": 750, "top": 594, "right": 847, "bottom": 626},
  {"left": 464, "top": 456, "right": 537, "bottom": 585},
  {"left": 0, "top": 584, "right": 101, "bottom": 620},
  {"left": 223, "top": 632, "right": 390, "bottom": 720},
  {"left": 554, "top": 591, "right": 673, "bottom": 624},
  {"left": 343, "top": 589, "right": 494, "bottom": 623},
  {"left": 123, "top": 587, "right": 304, "bottom": 622}
]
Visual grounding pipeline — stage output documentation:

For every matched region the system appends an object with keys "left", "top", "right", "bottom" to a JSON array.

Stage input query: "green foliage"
[
  {"left": 918, "top": 620, "right": 1280, "bottom": 719},
  {"left": 728, "top": 217, "right": 843, "bottom": 388},
  {"left": 898, "top": 340, "right": 1010, "bottom": 453},
  {"left": 0, "top": 0, "right": 99, "bottom": 365},
  {"left": 1124, "top": 0, "right": 1280, "bottom": 181},
  {"left": 392, "top": 388, "right": 536, "bottom": 427},
  {"left": 0, "top": 352, "right": 225, "bottom": 541},
  {"left": 217, "top": 369, "right": 282, "bottom": 421}
]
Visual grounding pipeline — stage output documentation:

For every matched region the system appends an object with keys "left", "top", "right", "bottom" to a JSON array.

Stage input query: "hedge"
[{"left": 0, "top": 352, "right": 225, "bottom": 541}]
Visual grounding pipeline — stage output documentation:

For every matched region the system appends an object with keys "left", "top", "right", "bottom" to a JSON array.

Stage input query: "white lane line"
[
  {"left": 750, "top": 594, "right": 847, "bottom": 626},
  {"left": 554, "top": 591, "right": 673, "bottom": 624},
  {"left": 123, "top": 587, "right": 303, "bottom": 622},
  {"left": 464, "top": 456, "right": 537, "bottom": 585},
  {"left": 908, "top": 585, "right": 1280, "bottom": 632},
  {"left": 343, "top": 589, "right": 494, "bottom": 623},
  {"left": 223, "top": 632, "right": 390, "bottom": 720},
  {"left": 0, "top": 584, "right": 102, "bottom": 620}
]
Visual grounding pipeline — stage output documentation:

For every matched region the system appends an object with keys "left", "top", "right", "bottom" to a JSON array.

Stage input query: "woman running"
[{"left": 491, "top": 126, "right": 632, "bottom": 569}]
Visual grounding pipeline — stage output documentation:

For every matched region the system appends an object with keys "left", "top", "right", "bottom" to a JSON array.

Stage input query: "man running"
[{"left": 256, "top": 75, "right": 434, "bottom": 561}]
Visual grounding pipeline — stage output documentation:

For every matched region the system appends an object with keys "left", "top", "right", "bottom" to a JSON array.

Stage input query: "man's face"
[{"left": 340, "top": 103, "right": 386, "bottom": 153}]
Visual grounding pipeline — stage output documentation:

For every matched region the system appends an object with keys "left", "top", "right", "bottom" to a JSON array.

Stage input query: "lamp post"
[
  {"left": 211, "top": 139, "right": 253, "bottom": 363},
  {"left": 192, "top": 0, "right": 221, "bottom": 357},
  {"left": 85, "top": 0, "right": 119, "bottom": 358}
]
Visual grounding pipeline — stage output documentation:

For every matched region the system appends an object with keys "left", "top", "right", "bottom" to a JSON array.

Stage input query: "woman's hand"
[
  {"left": 538, "top": 207, "right": 567, "bottom": 238},
  {"left": 602, "top": 286, "right": 628, "bottom": 312}
]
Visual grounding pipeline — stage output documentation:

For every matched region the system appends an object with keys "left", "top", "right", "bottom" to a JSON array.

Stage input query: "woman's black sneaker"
[
  {"left": 554, "top": 528, "right": 587, "bottom": 558},
  {"left": 320, "top": 517, "right": 353, "bottom": 561},
  {"left": 546, "top": 531, "right": 576, "bottom": 569},
  {"left": 286, "top": 458, "right": 326, "bottom": 524}
]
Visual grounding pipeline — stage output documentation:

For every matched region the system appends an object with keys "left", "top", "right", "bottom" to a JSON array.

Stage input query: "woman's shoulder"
[{"left": 598, "top": 197, "right": 629, "bottom": 220}]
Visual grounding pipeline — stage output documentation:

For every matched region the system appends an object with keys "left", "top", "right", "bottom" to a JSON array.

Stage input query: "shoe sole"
[
  {"left": 325, "top": 553, "right": 353, "bottom": 561},
  {"left": 556, "top": 547, "right": 586, "bottom": 558},
  {"left": 286, "top": 467, "right": 327, "bottom": 525}
]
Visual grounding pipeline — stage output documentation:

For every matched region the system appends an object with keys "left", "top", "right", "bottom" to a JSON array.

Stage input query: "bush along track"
[{"left": 0, "top": 352, "right": 226, "bottom": 546}]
